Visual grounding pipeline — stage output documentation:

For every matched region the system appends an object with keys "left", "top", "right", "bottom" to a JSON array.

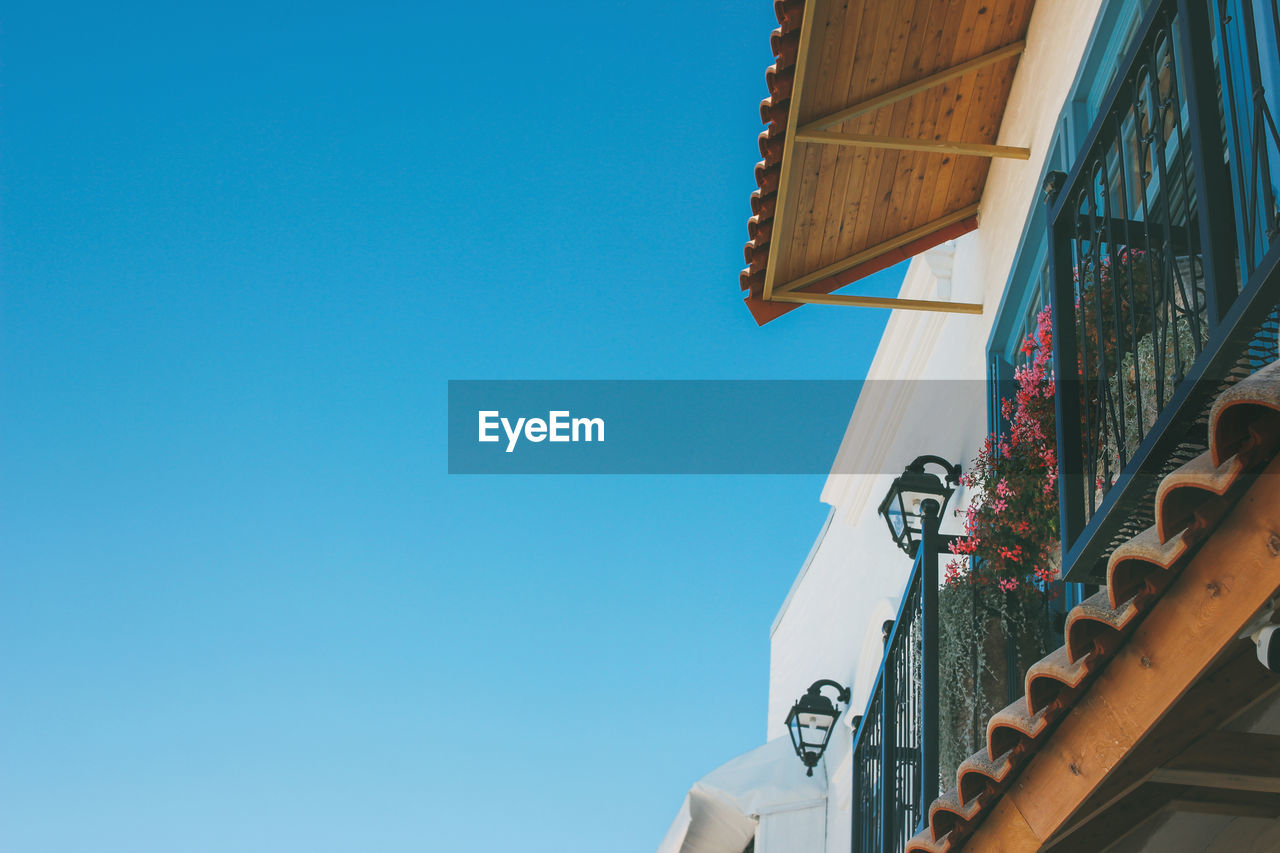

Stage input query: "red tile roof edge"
[
  {"left": 738, "top": 0, "right": 803, "bottom": 325},
  {"left": 903, "top": 359, "right": 1280, "bottom": 853}
]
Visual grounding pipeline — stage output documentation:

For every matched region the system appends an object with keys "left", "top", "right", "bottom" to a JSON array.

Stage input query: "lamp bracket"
[
  {"left": 806, "top": 679, "right": 852, "bottom": 705},
  {"left": 907, "top": 454, "right": 962, "bottom": 486}
]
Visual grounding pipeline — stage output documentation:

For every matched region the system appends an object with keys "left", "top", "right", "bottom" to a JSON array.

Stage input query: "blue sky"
[{"left": 0, "top": 3, "right": 901, "bottom": 851}]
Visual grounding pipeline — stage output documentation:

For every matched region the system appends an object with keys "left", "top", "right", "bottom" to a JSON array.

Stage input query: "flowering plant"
[{"left": 946, "top": 306, "right": 1060, "bottom": 592}]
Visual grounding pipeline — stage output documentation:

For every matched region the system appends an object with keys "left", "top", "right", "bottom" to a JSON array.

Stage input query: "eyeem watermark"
[
  {"left": 449, "top": 380, "right": 998, "bottom": 474},
  {"left": 478, "top": 410, "right": 605, "bottom": 453}
]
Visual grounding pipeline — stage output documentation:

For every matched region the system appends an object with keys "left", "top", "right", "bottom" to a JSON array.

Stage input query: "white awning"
[{"left": 657, "top": 735, "right": 827, "bottom": 853}]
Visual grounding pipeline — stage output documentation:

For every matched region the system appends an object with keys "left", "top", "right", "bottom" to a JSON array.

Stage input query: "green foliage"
[{"left": 938, "top": 581, "right": 1053, "bottom": 782}]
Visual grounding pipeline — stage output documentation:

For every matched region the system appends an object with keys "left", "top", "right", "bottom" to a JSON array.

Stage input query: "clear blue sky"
[{"left": 0, "top": 3, "right": 902, "bottom": 851}]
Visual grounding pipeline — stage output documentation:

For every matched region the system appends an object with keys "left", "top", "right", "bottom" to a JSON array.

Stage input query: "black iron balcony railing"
[
  {"left": 849, "top": 548, "right": 1049, "bottom": 852},
  {"left": 1048, "top": 0, "right": 1280, "bottom": 582},
  {"left": 851, "top": 541, "right": 930, "bottom": 853}
]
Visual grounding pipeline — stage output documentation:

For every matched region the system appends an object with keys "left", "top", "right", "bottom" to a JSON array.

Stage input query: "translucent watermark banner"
[{"left": 448, "top": 380, "right": 990, "bottom": 474}]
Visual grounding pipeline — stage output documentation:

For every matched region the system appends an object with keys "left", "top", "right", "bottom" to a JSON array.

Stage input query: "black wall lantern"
[
  {"left": 877, "top": 455, "right": 961, "bottom": 556},
  {"left": 785, "top": 679, "right": 851, "bottom": 776}
]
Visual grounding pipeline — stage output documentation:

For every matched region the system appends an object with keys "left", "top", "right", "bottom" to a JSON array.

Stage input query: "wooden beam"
[
  {"left": 1044, "top": 783, "right": 1186, "bottom": 853},
  {"left": 1049, "top": 776, "right": 1280, "bottom": 853},
  {"left": 1169, "top": 787, "right": 1280, "bottom": 819},
  {"left": 761, "top": 0, "right": 821, "bottom": 303},
  {"left": 1166, "top": 731, "right": 1280, "bottom": 780},
  {"left": 794, "top": 130, "right": 1031, "bottom": 160},
  {"left": 768, "top": 291, "right": 983, "bottom": 314},
  {"left": 1045, "top": 646, "right": 1280, "bottom": 848},
  {"left": 1148, "top": 731, "right": 1280, "bottom": 793},
  {"left": 772, "top": 203, "right": 979, "bottom": 295},
  {"left": 1150, "top": 769, "right": 1280, "bottom": 794},
  {"left": 962, "top": 452, "right": 1280, "bottom": 850},
  {"left": 797, "top": 40, "right": 1028, "bottom": 134}
]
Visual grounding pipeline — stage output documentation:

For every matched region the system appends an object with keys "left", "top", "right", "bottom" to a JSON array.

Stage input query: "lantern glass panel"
[
  {"left": 885, "top": 500, "right": 907, "bottom": 537},
  {"left": 797, "top": 713, "right": 834, "bottom": 744},
  {"left": 899, "top": 488, "right": 942, "bottom": 528}
]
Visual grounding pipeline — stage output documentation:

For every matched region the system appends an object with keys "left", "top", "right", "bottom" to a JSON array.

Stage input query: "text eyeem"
[{"left": 477, "top": 411, "right": 605, "bottom": 453}]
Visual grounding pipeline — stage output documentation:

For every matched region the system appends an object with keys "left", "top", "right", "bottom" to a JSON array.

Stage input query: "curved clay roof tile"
[
  {"left": 739, "top": 267, "right": 765, "bottom": 295},
  {"left": 1154, "top": 451, "right": 1243, "bottom": 543},
  {"left": 759, "top": 95, "right": 789, "bottom": 127},
  {"left": 1105, "top": 524, "right": 1189, "bottom": 608},
  {"left": 956, "top": 747, "right": 1014, "bottom": 806},
  {"left": 927, "top": 789, "right": 983, "bottom": 843},
  {"left": 986, "top": 699, "right": 1049, "bottom": 761},
  {"left": 1210, "top": 360, "right": 1280, "bottom": 465},
  {"left": 1064, "top": 590, "right": 1139, "bottom": 663},
  {"left": 744, "top": 241, "right": 770, "bottom": 272},
  {"left": 765, "top": 63, "right": 795, "bottom": 99},
  {"left": 1024, "top": 644, "right": 1093, "bottom": 715},
  {"left": 758, "top": 127, "right": 785, "bottom": 161},
  {"left": 774, "top": 0, "right": 804, "bottom": 32},
  {"left": 772, "top": 28, "right": 801, "bottom": 66},
  {"left": 750, "top": 190, "right": 777, "bottom": 219},
  {"left": 755, "top": 160, "right": 781, "bottom": 194},
  {"left": 747, "top": 215, "right": 773, "bottom": 244}
]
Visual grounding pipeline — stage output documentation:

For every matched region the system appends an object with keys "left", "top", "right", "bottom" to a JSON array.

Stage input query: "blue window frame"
[
  {"left": 1214, "top": 0, "right": 1280, "bottom": 271},
  {"left": 984, "top": 0, "right": 1151, "bottom": 611}
]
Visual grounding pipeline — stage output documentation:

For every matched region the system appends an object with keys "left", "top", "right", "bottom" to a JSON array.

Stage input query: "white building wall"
[{"left": 756, "top": 804, "right": 827, "bottom": 853}]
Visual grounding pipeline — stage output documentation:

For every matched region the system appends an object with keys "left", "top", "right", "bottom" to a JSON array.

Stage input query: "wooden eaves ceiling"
[{"left": 741, "top": 0, "right": 1037, "bottom": 325}]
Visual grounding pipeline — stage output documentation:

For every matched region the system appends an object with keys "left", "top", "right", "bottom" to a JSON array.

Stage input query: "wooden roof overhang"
[{"left": 741, "top": 0, "right": 1037, "bottom": 325}]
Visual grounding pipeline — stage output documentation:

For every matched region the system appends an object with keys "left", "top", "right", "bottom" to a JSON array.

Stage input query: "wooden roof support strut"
[
  {"left": 795, "top": 130, "right": 1031, "bottom": 160},
  {"left": 768, "top": 290, "right": 984, "bottom": 314}
]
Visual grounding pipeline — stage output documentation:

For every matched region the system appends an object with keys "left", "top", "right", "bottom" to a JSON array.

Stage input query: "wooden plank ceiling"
[{"left": 741, "top": 0, "right": 1037, "bottom": 325}]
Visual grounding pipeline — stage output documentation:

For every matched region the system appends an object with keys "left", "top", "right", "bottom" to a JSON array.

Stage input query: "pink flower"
[{"left": 955, "top": 304, "right": 1059, "bottom": 592}]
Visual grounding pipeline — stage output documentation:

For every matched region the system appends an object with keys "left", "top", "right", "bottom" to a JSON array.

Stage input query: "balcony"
[{"left": 1047, "top": 0, "right": 1280, "bottom": 581}]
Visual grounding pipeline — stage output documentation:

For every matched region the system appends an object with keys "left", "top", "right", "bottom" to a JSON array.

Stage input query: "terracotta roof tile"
[
  {"left": 987, "top": 698, "right": 1051, "bottom": 760},
  {"left": 956, "top": 747, "right": 1015, "bottom": 805},
  {"left": 903, "top": 359, "right": 1280, "bottom": 853},
  {"left": 927, "top": 789, "right": 984, "bottom": 841},
  {"left": 1024, "top": 645, "right": 1092, "bottom": 714},
  {"left": 1211, "top": 365, "right": 1280, "bottom": 464},
  {"left": 1063, "top": 589, "right": 1141, "bottom": 663},
  {"left": 738, "top": 2, "right": 802, "bottom": 311},
  {"left": 1105, "top": 524, "right": 1188, "bottom": 608},
  {"left": 1155, "top": 450, "right": 1244, "bottom": 542},
  {"left": 905, "top": 826, "right": 954, "bottom": 853}
]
